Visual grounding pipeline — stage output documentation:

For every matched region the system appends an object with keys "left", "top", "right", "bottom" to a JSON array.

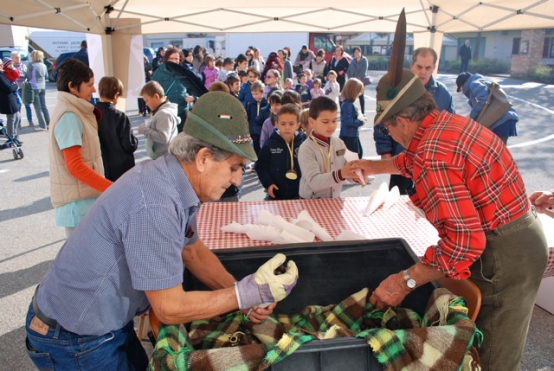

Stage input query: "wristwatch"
[{"left": 403, "top": 270, "right": 417, "bottom": 290}]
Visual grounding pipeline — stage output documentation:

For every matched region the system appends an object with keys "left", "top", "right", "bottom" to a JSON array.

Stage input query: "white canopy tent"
[
  {"left": 2, "top": 0, "right": 554, "bottom": 34},
  {"left": 2, "top": 0, "right": 553, "bottom": 106}
]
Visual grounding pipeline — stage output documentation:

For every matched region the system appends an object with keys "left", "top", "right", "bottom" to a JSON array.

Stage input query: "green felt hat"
[
  {"left": 184, "top": 91, "right": 257, "bottom": 161},
  {"left": 374, "top": 69, "right": 427, "bottom": 126}
]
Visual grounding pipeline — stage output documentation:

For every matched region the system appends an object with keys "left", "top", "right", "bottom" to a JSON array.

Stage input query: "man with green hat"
[
  {"left": 353, "top": 67, "right": 547, "bottom": 371},
  {"left": 25, "top": 91, "right": 298, "bottom": 371}
]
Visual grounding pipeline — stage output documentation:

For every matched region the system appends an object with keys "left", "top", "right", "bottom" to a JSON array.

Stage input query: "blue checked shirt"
[{"left": 36, "top": 155, "right": 200, "bottom": 335}]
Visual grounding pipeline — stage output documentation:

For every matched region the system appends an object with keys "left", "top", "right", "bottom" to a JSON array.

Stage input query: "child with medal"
[
  {"left": 298, "top": 96, "right": 358, "bottom": 199},
  {"left": 255, "top": 104, "right": 304, "bottom": 200}
]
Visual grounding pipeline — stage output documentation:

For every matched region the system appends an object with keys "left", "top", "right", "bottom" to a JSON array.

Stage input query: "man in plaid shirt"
[{"left": 354, "top": 69, "right": 547, "bottom": 371}]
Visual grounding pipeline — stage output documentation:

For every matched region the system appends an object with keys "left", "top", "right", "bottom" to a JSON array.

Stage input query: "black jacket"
[
  {"left": 0, "top": 72, "right": 19, "bottom": 114},
  {"left": 325, "top": 56, "right": 350, "bottom": 89},
  {"left": 255, "top": 129, "right": 304, "bottom": 200},
  {"left": 459, "top": 44, "right": 472, "bottom": 61},
  {"left": 95, "top": 102, "right": 138, "bottom": 181}
]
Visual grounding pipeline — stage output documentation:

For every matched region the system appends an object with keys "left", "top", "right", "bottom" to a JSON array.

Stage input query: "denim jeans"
[
  {"left": 460, "top": 58, "right": 470, "bottom": 73},
  {"left": 25, "top": 302, "right": 148, "bottom": 371},
  {"left": 32, "top": 89, "right": 50, "bottom": 129},
  {"left": 15, "top": 89, "right": 33, "bottom": 122}
]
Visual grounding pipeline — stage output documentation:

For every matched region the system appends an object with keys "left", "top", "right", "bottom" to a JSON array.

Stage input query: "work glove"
[{"left": 235, "top": 253, "right": 298, "bottom": 310}]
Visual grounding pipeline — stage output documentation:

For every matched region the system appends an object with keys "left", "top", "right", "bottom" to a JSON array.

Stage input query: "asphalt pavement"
[{"left": 0, "top": 72, "right": 553, "bottom": 370}]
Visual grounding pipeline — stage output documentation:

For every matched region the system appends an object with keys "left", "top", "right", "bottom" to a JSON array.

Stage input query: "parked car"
[
  {"left": 49, "top": 52, "right": 75, "bottom": 82},
  {"left": 0, "top": 47, "right": 29, "bottom": 61}
]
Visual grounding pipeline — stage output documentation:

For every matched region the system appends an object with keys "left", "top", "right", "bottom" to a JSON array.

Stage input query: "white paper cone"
[
  {"left": 293, "top": 210, "right": 333, "bottom": 241},
  {"left": 246, "top": 225, "right": 283, "bottom": 242},
  {"left": 221, "top": 222, "right": 250, "bottom": 234},
  {"left": 343, "top": 149, "right": 359, "bottom": 162},
  {"left": 364, "top": 182, "right": 389, "bottom": 216},
  {"left": 276, "top": 230, "right": 306, "bottom": 244},
  {"left": 257, "top": 210, "right": 315, "bottom": 242},
  {"left": 382, "top": 186, "right": 400, "bottom": 210},
  {"left": 335, "top": 230, "right": 367, "bottom": 241},
  {"left": 355, "top": 169, "right": 365, "bottom": 185},
  {"left": 292, "top": 219, "right": 314, "bottom": 231},
  {"left": 312, "top": 225, "right": 334, "bottom": 241}
]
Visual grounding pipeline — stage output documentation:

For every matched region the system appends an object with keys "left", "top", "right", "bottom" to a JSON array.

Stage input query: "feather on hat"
[{"left": 374, "top": 9, "right": 427, "bottom": 126}]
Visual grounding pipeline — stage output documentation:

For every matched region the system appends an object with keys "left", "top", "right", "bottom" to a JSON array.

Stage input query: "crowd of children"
[
  {"left": 2, "top": 43, "right": 369, "bottom": 203},
  {"left": 129, "top": 44, "right": 370, "bottom": 201}
]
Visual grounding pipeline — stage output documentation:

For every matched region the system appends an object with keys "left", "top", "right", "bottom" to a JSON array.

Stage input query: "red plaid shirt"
[{"left": 393, "top": 110, "right": 529, "bottom": 279}]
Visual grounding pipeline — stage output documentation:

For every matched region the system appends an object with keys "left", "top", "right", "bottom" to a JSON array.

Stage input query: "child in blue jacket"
[
  {"left": 255, "top": 104, "right": 304, "bottom": 200},
  {"left": 245, "top": 81, "right": 267, "bottom": 155},
  {"left": 339, "top": 78, "right": 366, "bottom": 159}
]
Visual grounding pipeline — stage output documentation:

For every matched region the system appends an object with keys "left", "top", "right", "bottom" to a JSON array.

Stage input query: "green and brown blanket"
[{"left": 149, "top": 287, "right": 482, "bottom": 371}]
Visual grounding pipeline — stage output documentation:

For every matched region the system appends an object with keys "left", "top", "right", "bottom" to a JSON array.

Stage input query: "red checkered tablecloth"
[
  {"left": 197, "top": 196, "right": 438, "bottom": 256},
  {"left": 197, "top": 195, "right": 554, "bottom": 278}
]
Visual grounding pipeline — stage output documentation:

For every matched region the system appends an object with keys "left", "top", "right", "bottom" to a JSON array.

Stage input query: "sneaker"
[
  {"left": 14, "top": 137, "right": 23, "bottom": 146},
  {"left": 28, "top": 121, "right": 35, "bottom": 126},
  {"left": 35, "top": 127, "right": 47, "bottom": 131}
]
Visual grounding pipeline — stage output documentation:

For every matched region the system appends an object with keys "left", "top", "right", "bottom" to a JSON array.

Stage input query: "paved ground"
[{"left": 0, "top": 72, "right": 553, "bottom": 370}]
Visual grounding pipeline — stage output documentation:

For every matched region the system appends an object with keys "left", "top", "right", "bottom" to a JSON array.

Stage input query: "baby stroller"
[{"left": 0, "top": 118, "right": 24, "bottom": 160}]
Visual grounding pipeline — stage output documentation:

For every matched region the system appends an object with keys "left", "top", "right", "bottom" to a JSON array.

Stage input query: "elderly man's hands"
[
  {"left": 529, "top": 190, "right": 554, "bottom": 213},
  {"left": 235, "top": 253, "right": 298, "bottom": 310},
  {"left": 242, "top": 303, "right": 277, "bottom": 323},
  {"left": 369, "top": 272, "right": 411, "bottom": 310}
]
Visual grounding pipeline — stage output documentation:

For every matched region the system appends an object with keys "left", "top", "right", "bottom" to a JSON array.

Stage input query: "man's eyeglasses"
[{"left": 378, "top": 123, "right": 391, "bottom": 136}]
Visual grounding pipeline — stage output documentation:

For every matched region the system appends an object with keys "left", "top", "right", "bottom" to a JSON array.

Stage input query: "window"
[
  {"left": 519, "top": 40, "right": 529, "bottom": 54},
  {"left": 512, "top": 38, "right": 521, "bottom": 55},
  {"left": 314, "top": 36, "right": 335, "bottom": 52},
  {"left": 543, "top": 37, "right": 554, "bottom": 58}
]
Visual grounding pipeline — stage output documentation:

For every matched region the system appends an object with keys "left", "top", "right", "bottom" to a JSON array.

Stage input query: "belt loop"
[
  {"left": 53, "top": 324, "right": 61, "bottom": 339},
  {"left": 531, "top": 206, "right": 538, "bottom": 218}
]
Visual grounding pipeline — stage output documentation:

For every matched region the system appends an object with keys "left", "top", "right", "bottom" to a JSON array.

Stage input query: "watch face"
[{"left": 407, "top": 278, "right": 417, "bottom": 289}]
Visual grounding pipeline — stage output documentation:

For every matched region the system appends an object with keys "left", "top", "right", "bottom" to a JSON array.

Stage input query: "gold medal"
[
  {"left": 285, "top": 139, "right": 298, "bottom": 181},
  {"left": 286, "top": 169, "right": 298, "bottom": 180}
]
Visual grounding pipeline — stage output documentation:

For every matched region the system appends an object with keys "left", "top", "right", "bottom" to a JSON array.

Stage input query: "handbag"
[
  {"left": 475, "top": 81, "right": 512, "bottom": 128},
  {"left": 362, "top": 75, "right": 372, "bottom": 86},
  {"left": 22, "top": 81, "right": 34, "bottom": 104}
]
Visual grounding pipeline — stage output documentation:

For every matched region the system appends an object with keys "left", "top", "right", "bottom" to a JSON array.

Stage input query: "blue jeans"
[
  {"left": 15, "top": 89, "right": 33, "bottom": 122},
  {"left": 32, "top": 89, "right": 50, "bottom": 129},
  {"left": 460, "top": 58, "right": 470, "bottom": 73},
  {"left": 25, "top": 302, "right": 148, "bottom": 371}
]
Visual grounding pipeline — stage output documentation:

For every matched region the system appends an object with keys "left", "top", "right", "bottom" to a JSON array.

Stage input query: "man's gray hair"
[
  {"left": 10, "top": 51, "right": 20, "bottom": 58},
  {"left": 386, "top": 92, "right": 437, "bottom": 126},
  {"left": 169, "top": 133, "right": 234, "bottom": 164}
]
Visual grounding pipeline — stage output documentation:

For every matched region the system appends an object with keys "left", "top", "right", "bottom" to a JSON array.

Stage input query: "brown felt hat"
[
  {"left": 184, "top": 91, "right": 257, "bottom": 161},
  {"left": 374, "top": 69, "right": 427, "bottom": 126}
]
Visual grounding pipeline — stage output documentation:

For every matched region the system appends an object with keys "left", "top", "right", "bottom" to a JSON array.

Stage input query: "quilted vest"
[{"left": 49, "top": 91, "right": 104, "bottom": 208}]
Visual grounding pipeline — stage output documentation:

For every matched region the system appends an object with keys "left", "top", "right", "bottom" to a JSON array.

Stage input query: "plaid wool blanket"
[{"left": 149, "top": 287, "right": 482, "bottom": 371}]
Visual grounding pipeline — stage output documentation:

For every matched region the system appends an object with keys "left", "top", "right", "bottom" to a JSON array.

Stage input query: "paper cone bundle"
[
  {"left": 257, "top": 210, "right": 316, "bottom": 242},
  {"left": 291, "top": 210, "right": 333, "bottom": 241}
]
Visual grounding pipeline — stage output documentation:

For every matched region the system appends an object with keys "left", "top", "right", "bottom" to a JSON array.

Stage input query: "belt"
[{"left": 32, "top": 286, "right": 61, "bottom": 330}]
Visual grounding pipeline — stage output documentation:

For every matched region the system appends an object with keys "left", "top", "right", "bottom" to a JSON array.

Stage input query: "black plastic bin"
[{"left": 183, "top": 238, "right": 436, "bottom": 371}]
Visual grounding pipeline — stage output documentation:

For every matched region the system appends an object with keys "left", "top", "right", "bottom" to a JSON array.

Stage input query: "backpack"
[{"left": 22, "top": 64, "right": 35, "bottom": 104}]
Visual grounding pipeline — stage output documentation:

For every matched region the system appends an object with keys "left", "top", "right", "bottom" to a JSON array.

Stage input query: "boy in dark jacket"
[
  {"left": 245, "top": 81, "right": 267, "bottom": 156},
  {"left": 238, "top": 67, "right": 260, "bottom": 108},
  {"left": 255, "top": 104, "right": 304, "bottom": 200},
  {"left": 95, "top": 76, "right": 138, "bottom": 181}
]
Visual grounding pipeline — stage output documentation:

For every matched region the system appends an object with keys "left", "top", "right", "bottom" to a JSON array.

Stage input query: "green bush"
[
  {"left": 439, "top": 58, "right": 510, "bottom": 75},
  {"left": 530, "top": 65, "right": 554, "bottom": 84},
  {"left": 368, "top": 56, "right": 410, "bottom": 71}
]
